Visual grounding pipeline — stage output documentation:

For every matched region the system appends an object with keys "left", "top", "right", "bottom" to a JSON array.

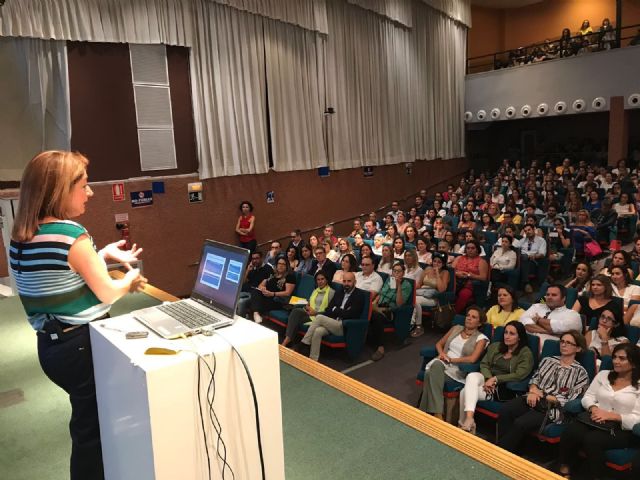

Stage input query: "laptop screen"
[{"left": 191, "top": 240, "right": 250, "bottom": 317}]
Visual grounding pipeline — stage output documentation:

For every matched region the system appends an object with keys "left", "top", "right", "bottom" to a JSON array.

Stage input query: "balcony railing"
[{"left": 467, "top": 23, "right": 640, "bottom": 75}]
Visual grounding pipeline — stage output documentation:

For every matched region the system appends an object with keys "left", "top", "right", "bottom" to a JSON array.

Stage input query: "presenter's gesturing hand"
[{"left": 100, "top": 240, "right": 143, "bottom": 269}]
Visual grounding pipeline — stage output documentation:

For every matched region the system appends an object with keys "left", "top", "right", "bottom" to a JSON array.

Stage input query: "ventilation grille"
[
  {"left": 138, "top": 129, "right": 177, "bottom": 171},
  {"left": 130, "top": 44, "right": 169, "bottom": 85}
]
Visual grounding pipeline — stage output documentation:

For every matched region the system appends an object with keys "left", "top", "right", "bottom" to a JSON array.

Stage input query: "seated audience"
[
  {"left": 419, "top": 306, "right": 489, "bottom": 418},
  {"left": 295, "top": 272, "right": 365, "bottom": 361},
  {"left": 591, "top": 200, "right": 618, "bottom": 244},
  {"left": 311, "top": 246, "right": 337, "bottom": 281},
  {"left": 600, "top": 250, "right": 634, "bottom": 278},
  {"left": 571, "top": 209, "right": 597, "bottom": 256},
  {"left": 457, "top": 230, "right": 487, "bottom": 257},
  {"left": 264, "top": 240, "right": 283, "bottom": 267},
  {"left": 324, "top": 239, "right": 340, "bottom": 263},
  {"left": 355, "top": 256, "right": 383, "bottom": 301},
  {"left": 287, "top": 229, "right": 306, "bottom": 255},
  {"left": 372, "top": 233, "right": 385, "bottom": 255},
  {"left": 497, "top": 331, "right": 589, "bottom": 453},
  {"left": 519, "top": 284, "right": 583, "bottom": 344},
  {"left": 249, "top": 256, "right": 296, "bottom": 324},
  {"left": 486, "top": 286, "right": 525, "bottom": 327},
  {"left": 403, "top": 249, "right": 423, "bottom": 282},
  {"left": 478, "top": 212, "right": 498, "bottom": 232},
  {"left": 296, "top": 244, "right": 315, "bottom": 275},
  {"left": 458, "top": 321, "right": 534, "bottom": 433},
  {"left": 286, "top": 246, "right": 299, "bottom": 271},
  {"left": 319, "top": 224, "right": 338, "bottom": 247},
  {"left": 333, "top": 253, "right": 358, "bottom": 284},
  {"left": 565, "top": 261, "right": 593, "bottom": 295},
  {"left": 452, "top": 240, "right": 490, "bottom": 313},
  {"left": 378, "top": 245, "right": 395, "bottom": 275},
  {"left": 350, "top": 219, "right": 365, "bottom": 238},
  {"left": 458, "top": 210, "right": 477, "bottom": 231},
  {"left": 359, "top": 243, "right": 379, "bottom": 269},
  {"left": 281, "top": 271, "right": 335, "bottom": 348},
  {"left": 384, "top": 224, "right": 399, "bottom": 243},
  {"left": 610, "top": 265, "right": 640, "bottom": 309},
  {"left": 573, "top": 274, "right": 623, "bottom": 324},
  {"left": 630, "top": 237, "right": 640, "bottom": 263},
  {"left": 490, "top": 235, "right": 517, "bottom": 284},
  {"left": 336, "top": 238, "right": 354, "bottom": 263},
  {"left": 392, "top": 237, "right": 406, "bottom": 260},
  {"left": 369, "top": 263, "right": 413, "bottom": 361},
  {"left": 558, "top": 344, "right": 640, "bottom": 478},
  {"left": 413, "top": 252, "right": 451, "bottom": 337},
  {"left": 416, "top": 238, "right": 433, "bottom": 265},
  {"left": 404, "top": 225, "right": 419, "bottom": 247},
  {"left": 585, "top": 309, "right": 628, "bottom": 361},
  {"left": 238, "top": 250, "right": 273, "bottom": 318},
  {"left": 363, "top": 220, "right": 379, "bottom": 240}
]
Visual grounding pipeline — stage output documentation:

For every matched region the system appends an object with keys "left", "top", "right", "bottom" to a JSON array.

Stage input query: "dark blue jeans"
[{"left": 37, "top": 323, "right": 104, "bottom": 480}]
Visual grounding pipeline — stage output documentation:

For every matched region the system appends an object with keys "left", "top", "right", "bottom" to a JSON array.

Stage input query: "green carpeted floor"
[{"left": 1, "top": 294, "right": 504, "bottom": 479}]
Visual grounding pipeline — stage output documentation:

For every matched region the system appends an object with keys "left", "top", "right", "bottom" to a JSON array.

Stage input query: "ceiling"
[{"left": 471, "top": 0, "right": 543, "bottom": 9}]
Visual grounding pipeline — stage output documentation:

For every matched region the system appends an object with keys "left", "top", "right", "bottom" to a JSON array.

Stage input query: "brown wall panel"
[
  {"left": 78, "top": 158, "right": 469, "bottom": 297},
  {"left": 469, "top": 0, "right": 640, "bottom": 59},
  {"left": 68, "top": 42, "right": 197, "bottom": 181}
]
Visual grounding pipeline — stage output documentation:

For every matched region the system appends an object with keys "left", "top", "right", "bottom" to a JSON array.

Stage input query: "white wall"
[{"left": 465, "top": 45, "right": 640, "bottom": 123}]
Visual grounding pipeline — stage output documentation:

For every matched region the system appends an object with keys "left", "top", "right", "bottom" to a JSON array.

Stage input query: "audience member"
[
  {"left": 558, "top": 343, "right": 640, "bottom": 478},
  {"left": 419, "top": 306, "right": 489, "bottom": 419},
  {"left": 333, "top": 253, "right": 358, "bottom": 284},
  {"left": 296, "top": 244, "right": 315, "bottom": 275},
  {"left": 497, "top": 331, "right": 589, "bottom": 453},
  {"left": 573, "top": 274, "right": 623, "bottom": 326},
  {"left": 236, "top": 201, "right": 257, "bottom": 253},
  {"left": 458, "top": 321, "right": 534, "bottom": 433},
  {"left": 486, "top": 286, "right": 525, "bottom": 327},
  {"left": 319, "top": 224, "right": 338, "bottom": 247},
  {"left": 281, "top": 270, "right": 335, "bottom": 348},
  {"left": 413, "top": 252, "right": 451, "bottom": 337},
  {"left": 295, "top": 272, "right": 365, "bottom": 361},
  {"left": 591, "top": 199, "right": 618, "bottom": 244},
  {"left": 452, "top": 240, "right": 489, "bottom": 313},
  {"left": 519, "top": 284, "right": 582, "bottom": 344},
  {"left": 287, "top": 229, "right": 306, "bottom": 254},
  {"left": 286, "top": 246, "right": 299, "bottom": 271},
  {"left": 610, "top": 265, "right": 640, "bottom": 308},
  {"left": 248, "top": 256, "right": 296, "bottom": 324},
  {"left": 490, "top": 235, "right": 517, "bottom": 284},
  {"left": 311, "top": 246, "right": 337, "bottom": 281},
  {"left": 378, "top": 245, "right": 395, "bottom": 275},
  {"left": 369, "top": 263, "right": 413, "bottom": 361},
  {"left": 584, "top": 309, "right": 628, "bottom": 361},
  {"left": 264, "top": 240, "right": 282, "bottom": 267}
]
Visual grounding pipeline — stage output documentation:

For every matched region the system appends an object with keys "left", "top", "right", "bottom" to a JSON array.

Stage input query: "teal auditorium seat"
[
  {"left": 534, "top": 340, "right": 596, "bottom": 444},
  {"left": 563, "top": 398, "right": 640, "bottom": 472},
  {"left": 475, "top": 328, "right": 541, "bottom": 441},
  {"left": 265, "top": 272, "right": 315, "bottom": 327},
  {"left": 383, "top": 279, "right": 416, "bottom": 342},
  {"left": 421, "top": 267, "right": 456, "bottom": 327},
  {"left": 298, "top": 288, "right": 373, "bottom": 360}
]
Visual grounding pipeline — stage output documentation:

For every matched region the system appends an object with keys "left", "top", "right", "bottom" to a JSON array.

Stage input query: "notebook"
[{"left": 132, "top": 240, "right": 250, "bottom": 339}]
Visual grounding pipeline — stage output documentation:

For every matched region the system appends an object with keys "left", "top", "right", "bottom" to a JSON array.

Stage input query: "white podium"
[{"left": 90, "top": 315, "right": 285, "bottom": 480}]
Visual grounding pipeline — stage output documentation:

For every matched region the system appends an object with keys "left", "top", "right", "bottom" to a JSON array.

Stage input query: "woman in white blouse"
[
  {"left": 490, "top": 235, "right": 517, "bottom": 284},
  {"left": 610, "top": 265, "right": 640, "bottom": 309},
  {"left": 558, "top": 343, "right": 640, "bottom": 478}
]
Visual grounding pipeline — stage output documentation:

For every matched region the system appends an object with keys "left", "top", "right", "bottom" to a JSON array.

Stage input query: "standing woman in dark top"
[
  {"left": 235, "top": 200, "right": 257, "bottom": 253},
  {"left": 249, "top": 256, "right": 296, "bottom": 324},
  {"left": 10, "top": 151, "right": 147, "bottom": 480},
  {"left": 573, "top": 274, "right": 623, "bottom": 325}
]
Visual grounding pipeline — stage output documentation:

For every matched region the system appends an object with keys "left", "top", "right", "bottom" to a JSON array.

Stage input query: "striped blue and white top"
[{"left": 9, "top": 220, "right": 111, "bottom": 330}]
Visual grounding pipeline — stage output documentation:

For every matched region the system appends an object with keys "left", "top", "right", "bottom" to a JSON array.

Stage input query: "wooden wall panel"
[{"left": 79, "top": 158, "right": 469, "bottom": 297}]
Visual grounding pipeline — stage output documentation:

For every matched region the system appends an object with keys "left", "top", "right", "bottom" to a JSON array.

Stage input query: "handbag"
[
  {"left": 576, "top": 411, "right": 620, "bottom": 436},
  {"left": 584, "top": 240, "right": 603, "bottom": 258},
  {"left": 432, "top": 300, "right": 455, "bottom": 330}
]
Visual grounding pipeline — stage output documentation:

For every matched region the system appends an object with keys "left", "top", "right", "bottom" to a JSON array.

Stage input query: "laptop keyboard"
[{"left": 157, "top": 301, "right": 223, "bottom": 329}]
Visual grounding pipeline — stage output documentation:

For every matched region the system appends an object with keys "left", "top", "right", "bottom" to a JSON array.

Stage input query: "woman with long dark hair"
[
  {"left": 558, "top": 343, "right": 640, "bottom": 478},
  {"left": 458, "top": 321, "right": 534, "bottom": 433},
  {"left": 235, "top": 200, "right": 257, "bottom": 252}
]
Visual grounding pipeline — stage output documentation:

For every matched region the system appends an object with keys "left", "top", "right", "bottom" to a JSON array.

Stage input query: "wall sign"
[
  {"left": 266, "top": 191, "right": 275, "bottom": 204},
  {"left": 188, "top": 182, "right": 203, "bottom": 203},
  {"left": 130, "top": 190, "right": 153, "bottom": 208},
  {"left": 112, "top": 183, "right": 125, "bottom": 202}
]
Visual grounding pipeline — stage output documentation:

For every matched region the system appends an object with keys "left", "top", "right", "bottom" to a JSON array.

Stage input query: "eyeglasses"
[
  {"left": 599, "top": 314, "right": 616, "bottom": 323},
  {"left": 559, "top": 339, "right": 577, "bottom": 347}
]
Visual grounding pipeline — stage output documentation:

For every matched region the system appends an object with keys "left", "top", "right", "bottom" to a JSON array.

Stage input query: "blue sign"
[{"left": 130, "top": 190, "right": 153, "bottom": 208}]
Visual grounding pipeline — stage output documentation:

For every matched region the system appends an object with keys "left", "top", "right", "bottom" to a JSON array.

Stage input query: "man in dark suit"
[
  {"left": 310, "top": 247, "right": 337, "bottom": 282},
  {"left": 296, "top": 272, "right": 365, "bottom": 361}
]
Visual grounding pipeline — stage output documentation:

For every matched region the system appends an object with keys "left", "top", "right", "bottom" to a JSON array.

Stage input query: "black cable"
[{"left": 214, "top": 331, "right": 266, "bottom": 480}]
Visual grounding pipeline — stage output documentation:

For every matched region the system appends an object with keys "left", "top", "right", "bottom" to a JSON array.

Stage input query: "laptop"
[{"left": 132, "top": 240, "right": 250, "bottom": 339}]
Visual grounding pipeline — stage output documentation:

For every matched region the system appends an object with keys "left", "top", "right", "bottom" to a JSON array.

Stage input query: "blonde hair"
[{"left": 12, "top": 151, "right": 89, "bottom": 242}]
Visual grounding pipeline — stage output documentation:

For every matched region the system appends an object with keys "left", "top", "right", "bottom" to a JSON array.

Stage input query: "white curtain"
[
  {"left": 210, "top": 0, "right": 329, "bottom": 34},
  {"left": 346, "top": 0, "right": 413, "bottom": 28},
  {"left": 264, "top": 19, "right": 327, "bottom": 171},
  {"left": 325, "top": 0, "right": 414, "bottom": 169},
  {"left": 420, "top": 0, "right": 471, "bottom": 27},
  {"left": 191, "top": 1, "right": 269, "bottom": 177},
  {"left": 0, "top": 0, "right": 468, "bottom": 177},
  {"left": 411, "top": 1, "right": 466, "bottom": 160},
  {"left": 0, "top": 37, "right": 70, "bottom": 181}
]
